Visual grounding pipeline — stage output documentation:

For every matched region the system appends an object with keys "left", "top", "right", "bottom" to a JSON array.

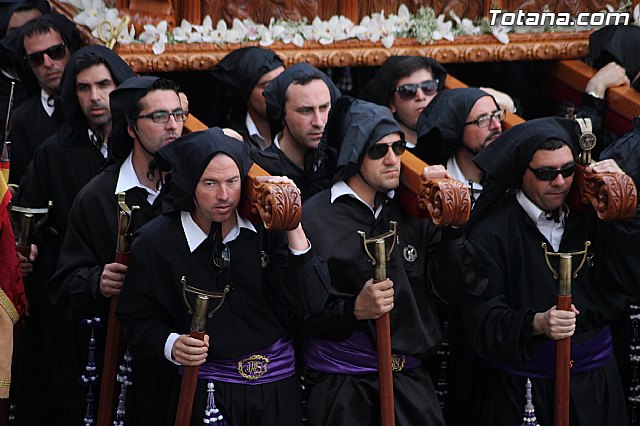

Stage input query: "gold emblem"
[
  {"left": 391, "top": 354, "right": 406, "bottom": 372},
  {"left": 237, "top": 354, "right": 270, "bottom": 380},
  {"left": 402, "top": 245, "right": 417, "bottom": 263}
]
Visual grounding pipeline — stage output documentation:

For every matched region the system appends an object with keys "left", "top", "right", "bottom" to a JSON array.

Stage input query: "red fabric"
[{"left": 0, "top": 186, "right": 25, "bottom": 318}]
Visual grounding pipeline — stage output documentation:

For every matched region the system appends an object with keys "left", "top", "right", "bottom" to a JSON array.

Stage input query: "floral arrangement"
[{"left": 63, "top": 0, "right": 640, "bottom": 55}]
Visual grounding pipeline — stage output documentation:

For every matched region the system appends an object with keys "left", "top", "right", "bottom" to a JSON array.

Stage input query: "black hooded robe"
[
  {"left": 11, "top": 45, "right": 134, "bottom": 425},
  {"left": 300, "top": 189, "right": 485, "bottom": 426}
]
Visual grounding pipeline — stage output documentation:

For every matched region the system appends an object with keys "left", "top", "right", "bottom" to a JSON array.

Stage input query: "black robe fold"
[
  {"left": 116, "top": 210, "right": 330, "bottom": 423},
  {"left": 300, "top": 189, "right": 485, "bottom": 426},
  {"left": 462, "top": 194, "right": 640, "bottom": 426}
]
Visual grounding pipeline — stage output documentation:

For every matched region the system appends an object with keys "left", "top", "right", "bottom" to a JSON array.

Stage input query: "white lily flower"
[
  {"left": 633, "top": 4, "right": 640, "bottom": 25},
  {"left": 74, "top": 0, "right": 107, "bottom": 30},
  {"left": 172, "top": 19, "right": 193, "bottom": 42},
  {"left": 117, "top": 24, "right": 135, "bottom": 45},
  {"left": 393, "top": 4, "right": 412, "bottom": 32},
  {"left": 432, "top": 14, "right": 454, "bottom": 41},
  {"left": 492, "top": 24, "right": 510, "bottom": 44},
  {"left": 139, "top": 20, "right": 168, "bottom": 54}
]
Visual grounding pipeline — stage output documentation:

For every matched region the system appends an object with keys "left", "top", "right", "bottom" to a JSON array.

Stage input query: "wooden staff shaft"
[
  {"left": 373, "top": 240, "right": 395, "bottom": 426},
  {"left": 175, "top": 296, "right": 209, "bottom": 426},
  {"left": 97, "top": 250, "right": 129, "bottom": 426},
  {"left": 555, "top": 255, "right": 572, "bottom": 426}
]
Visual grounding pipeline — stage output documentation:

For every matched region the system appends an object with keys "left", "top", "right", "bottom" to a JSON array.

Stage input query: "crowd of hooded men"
[{"left": 1, "top": 3, "right": 640, "bottom": 425}]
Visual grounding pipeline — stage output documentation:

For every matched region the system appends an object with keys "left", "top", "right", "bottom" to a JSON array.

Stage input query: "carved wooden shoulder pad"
[
  {"left": 243, "top": 165, "right": 302, "bottom": 231},
  {"left": 399, "top": 151, "right": 471, "bottom": 228},
  {"left": 573, "top": 164, "right": 638, "bottom": 221},
  {"left": 418, "top": 177, "right": 471, "bottom": 228}
]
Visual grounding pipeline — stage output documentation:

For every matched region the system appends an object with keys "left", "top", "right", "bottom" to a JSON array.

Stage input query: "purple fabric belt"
[
  {"left": 194, "top": 338, "right": 295, "bottom": 385},
  {"left": 491, "top": 326, "right": 614, "bottom": 379},
  {"left": 303, "top": 331, "right": 421, "bottom": 375}
]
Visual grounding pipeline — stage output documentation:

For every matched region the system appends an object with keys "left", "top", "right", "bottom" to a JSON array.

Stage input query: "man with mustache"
[
  {"left": 12, "top": 45, "right": 134, "bottom": 425},
  {"left": 300, "top": 97, "right": 485, "bottom": 426},
  {"left": 47, "top": 76, "right": 186, "bottom": 424},
  {"left": 9, "top": 14, "right": 82, "bottom": 184},
  {"left": 256, "top": 62, "right": 341, "bottom": 200},
  {"left": 415, "top": 88, "right": 504, "bottom": 205}
]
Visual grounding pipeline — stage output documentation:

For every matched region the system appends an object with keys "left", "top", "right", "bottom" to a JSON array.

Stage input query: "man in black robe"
[
  {"left": 117, "top": 127, "right": 330, "bottom": 425},
  {"left": 8, "top": 14, "right": 82, "bottom": 184},
  {"left": 300, "top": 96, "right": 486, "bottom": 426},
  {"left": 11, "top": 45, "right": 134, "bottom": 425},
  {"left": 257, "top": 62, "right": 341, "bottom": 200},
  {"left": 415, "top": 87, "right": 503, "bottom": 203},
  {"left": 207, "top": 46, "right": 284, "bottom": 149},
  {"left": 47, "top": 76, "right": 186, "bottom": 424},
  {"left": 462, "top": 117, "right": 640, "bottom": 426}
]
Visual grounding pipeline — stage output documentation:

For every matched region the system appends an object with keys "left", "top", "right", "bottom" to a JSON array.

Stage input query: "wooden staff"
[
  {"left": 97, "top": 193, "right": 138, "bottom": 426},
  {"left": 358, "top": 223, "right": 397, "bottom": 426},
  {"left": 175, "top": 278, "right": 229, "bottom": 426},
  {"left": 541, "top": 242, "right": 590, "bottom": 426}
]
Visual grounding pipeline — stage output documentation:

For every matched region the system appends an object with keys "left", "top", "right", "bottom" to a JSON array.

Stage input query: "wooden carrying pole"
[
  {"left": 97, "top": 193, "right": 138, "bottom": 426},
  {"left": 555, "top": 254, "right": 572, "bottom": 426},
  {"left": 373, "top": 239, "right": 395, "bottom": 426},
  {"left": 174, "top": 295, "right": 210, "bottom": 426}
]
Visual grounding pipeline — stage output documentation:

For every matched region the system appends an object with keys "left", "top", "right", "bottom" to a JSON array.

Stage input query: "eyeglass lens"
[
  {"left": 25, "top": 44, "right": 66, "bottom": 67},
  {"left": 528, "top": 163, "right": 576, "bottom": 181},
  {"left": 367, "top": 140, "right": 407, "bottom": 160},
  {"left": 395, "top": 80, "right": 438, "bottom": 100}
]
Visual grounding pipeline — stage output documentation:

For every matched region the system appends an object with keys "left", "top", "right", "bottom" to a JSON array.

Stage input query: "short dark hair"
[
  {"left": 131, "top": 78, "right": 181, "bottom": 117},
  {"left": 20, "top": 16, "right": 60, "bottom": 42},
  {"left": 284, "top": 74, "right": 325, "bottom": 104},
  {"left": 391, "top": 57, "right": 434, "bottom": 90},
  {"left": 538, "top": 138, "right": 567, "bottom": 151},
  {"left": 73, "top": 51, "right": 110, "bottom": 77}
]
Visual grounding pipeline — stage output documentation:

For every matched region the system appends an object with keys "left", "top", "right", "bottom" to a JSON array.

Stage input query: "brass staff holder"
[
  {"left": 541, "top": 240, "right": 591, "bottom": 426},
  {"left": 10, "top": 201, "right": 53, "bottom": 259},
  {"left": 181, "top": 277, "right": 231, "bottom": 333},
  {"left": 97, "top": 15, "right": 131, "bottom": 49},
  {"left": 357, "top": 221, "right": 398, "bottom": 426},
  {"left": 116, "top": 192, "right": 139, "bottom": 257}
]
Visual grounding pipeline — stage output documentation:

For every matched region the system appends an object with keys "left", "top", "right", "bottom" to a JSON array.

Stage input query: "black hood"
[
  {"left": 155, "top": 127, "right": 253, "bottom": 212},
  {"left": 359, "top": 56, "right": 447, "bottom": 107},
  {"left": 321, "top": 96, "right": 403, "bottom": 183},
  {"left": 208, "top": 46, "right": 283, "bottom": 127},
  {"left": 470, "top": 117, "right": 580, "bottom": 227},
  {"left": 108, "top": 76, "right": 160, "bottom": 163},
  {"left": 58, "top": 44, "right": 134, "bottom": 136},
  {"left": 263, "top": 62, "right": 341, "bottom": 142},
  {"left": 590, "top": 25, "right": 640, "bottom": 85},
  {"left": 600, "top": 118, "right": 640, "bottom": 188},
  {"left": 0, "top": 0, "right": 49, "bottom": 38},
  {"left": 415, "top": 88, "right": 495, "bottom": 165}
]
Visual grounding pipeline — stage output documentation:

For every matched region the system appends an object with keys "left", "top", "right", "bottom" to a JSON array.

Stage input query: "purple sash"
[
  {"left": 303, "top": 331, "right": 421, "bottom": 375},
  {"left": 195, "top": 338, "right": 295, "bottom": 385},
  {"left": 491, "top": 326, "right": 614, "bottom": 379}
]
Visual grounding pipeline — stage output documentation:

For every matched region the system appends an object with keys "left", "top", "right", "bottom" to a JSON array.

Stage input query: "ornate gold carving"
[
  {"left": 573, "top": 164, "right": 638, "bottom": 221},
  {"left": 248, "top": 176, "right": 302, "bottom": 231},
  {"left": 112, "top": 32, "right": 591, "bottom": 72},
  {"left": 418, "top": 177, "right": 471, "bottom": 228},
  {"left": 391, "top": 354, "right": 406, "bottom": 372},
  {"left": 237, "top": 354, "right": 270, "bottom": 380}
]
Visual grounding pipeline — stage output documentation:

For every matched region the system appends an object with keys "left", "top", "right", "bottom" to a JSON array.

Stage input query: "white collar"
[
  {"left": 273, "top": 133, "right": 282, "bottom": 150},
  {"left": 516, "top": 190, "right": 567, "bottom": 225},
  {"left": 245, "top": 113, "right": 268, "bottom": 149},
  {"left": 446, "top": 156, "right": 483, "bottom": 192},
  {"left": 40, "top": 89, "right": 54, "bottom": 117},
  {"left": 114, "top": 152, "right": 158, "bottom": 205},
  {"left": 330, "top": 180, "right": 394, "bottom": 219},
  {"left": 181, "top": 210, "right": 257, "bottom": 253}
]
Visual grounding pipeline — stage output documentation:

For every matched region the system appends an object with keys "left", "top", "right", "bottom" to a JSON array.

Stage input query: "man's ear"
[{"left": 127, "top": 122, "right": 136, "bottom": 140}]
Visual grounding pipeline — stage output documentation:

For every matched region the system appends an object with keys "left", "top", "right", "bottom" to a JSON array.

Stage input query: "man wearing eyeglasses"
[
  {"left": 8, "top": 14, "right": 82, "bottom": 185},
  {"left": 257, "top": 62, "right": 341, "bottom": 200},
  {"left": 12, "top": 45, "right": 134, "bottom": 425},
  {"left": 46, "top": 76, "right": 185, "bottom": 424},
  {"left": 415, "top": 88, "right": 504, "bottom": 205},
  {"left": 300, "top": 97, "right": 485, "bottom": 426},
  {"left": 116, "top": 127, "right": 330, "bottom": 424},
  {"left": 461, "top": 117, "right": 640, "bottom": 426}
]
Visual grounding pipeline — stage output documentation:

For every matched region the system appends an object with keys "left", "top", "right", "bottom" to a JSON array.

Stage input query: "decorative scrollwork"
[
  {"left": 248, "top": 176, "right": 302, "bottom": 231},
  {"left": 574, "top": 165, "right": 638, "bottom": 221},
  {"left": 417, "top": 177, "right": 471, "bottom": 228}
]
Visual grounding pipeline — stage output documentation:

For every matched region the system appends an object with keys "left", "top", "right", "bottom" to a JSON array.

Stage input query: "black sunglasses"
[
  {"left": 527, "top": 162, "right": 576, "bottom": 181},
  {"left": 367, "top": 140, "right": 407, "bottom": 160},
  {"left": 394, "top": 79, "right": 439, "bottom": 100},
  {"left": 135, "top": 110, "right": 189, "bottom": 123},
  {"left": 24, "top": 43, "right": 66, "bottom": 67}
]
